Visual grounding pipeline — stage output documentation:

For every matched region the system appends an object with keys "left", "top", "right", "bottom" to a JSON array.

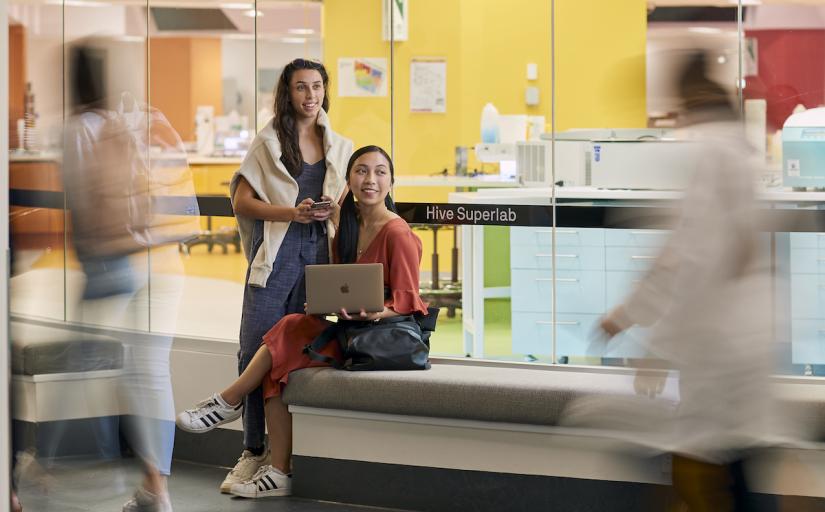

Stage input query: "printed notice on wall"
[
  {"left": 338, "top": 58, "right": 388, "bottom": 97},
  {"left": 410, "top": 59, "right": 446, "bottom": 113}
]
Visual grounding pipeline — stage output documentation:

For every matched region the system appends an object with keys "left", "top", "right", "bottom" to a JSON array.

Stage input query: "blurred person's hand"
[
  {"left": 600, "top": 305, "right": 631, "bottom": 339},
  {"left": 634, "top": 369, "right": 666, "bottom": 399}
]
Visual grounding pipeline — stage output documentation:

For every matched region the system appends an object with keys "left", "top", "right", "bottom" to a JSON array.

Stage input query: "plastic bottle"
[
  {"left": 23, "top": 82, "right": 38, "bottom": 151},
  {"left": 480, "top": 102, "right": 500, "bottom": 144}
]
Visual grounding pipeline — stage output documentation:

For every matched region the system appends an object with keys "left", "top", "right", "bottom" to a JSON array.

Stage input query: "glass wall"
[{"left": 7, "top": 0, "right": 825, "bottom": 375}]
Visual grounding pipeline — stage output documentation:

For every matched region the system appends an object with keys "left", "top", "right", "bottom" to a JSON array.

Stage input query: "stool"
[{"left": 413, "top": 224, "right": 462, "bottom": 318}]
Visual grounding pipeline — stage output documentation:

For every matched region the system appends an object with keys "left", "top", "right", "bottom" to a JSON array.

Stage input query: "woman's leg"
[
  {"left": 264, "top": 396, "right": 292, "bottom": 474},
  {"left": 222, "top": 345, "right": 273, "bottom": 406}
]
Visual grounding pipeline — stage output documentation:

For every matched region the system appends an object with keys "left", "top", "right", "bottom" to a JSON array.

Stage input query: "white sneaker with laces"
[
  {"left": 176, "top": 393, "right": 242, "bottom": 433},
  {"left": 229, "top": 465, "right": 292, "bottom": 498},
  {"left": 220, "top": 449, "right": 269, "bottom": 494}
]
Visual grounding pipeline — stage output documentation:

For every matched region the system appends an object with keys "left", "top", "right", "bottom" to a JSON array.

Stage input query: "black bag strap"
[
  {"left": 303, "top": 321, "right": 347, "bottom": 369},
  {"left": 416, "top": 307, "right": 440, "bottom": 332}
]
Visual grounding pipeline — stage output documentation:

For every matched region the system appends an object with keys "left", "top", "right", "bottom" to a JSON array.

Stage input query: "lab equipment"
[
  {"left": 195, "top": 105, "right": 215, "bottom": 156},
  {"left": 521, "top": 129, "right": 693, "bottom": 190},
  {"left": 782, "top": 107, "right": 825, "bottom": 189},
  {"left": 480, "top": 103, "right": 500, "bottom": 143}
]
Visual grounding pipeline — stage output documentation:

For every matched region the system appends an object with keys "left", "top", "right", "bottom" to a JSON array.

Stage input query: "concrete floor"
[{"left": 16, "top": 458, "right": 403, "bottom": 512}]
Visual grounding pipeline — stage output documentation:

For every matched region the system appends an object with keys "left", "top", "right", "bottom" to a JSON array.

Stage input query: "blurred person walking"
[
  {"left": 599, "top": 53, "right": 777, "bottom": 512},
  {"left": 219, "top": 58, "right": 352, "bottom": 493},
  {"left": 63, "top": 41, "right": 198, "bottom": 512}
]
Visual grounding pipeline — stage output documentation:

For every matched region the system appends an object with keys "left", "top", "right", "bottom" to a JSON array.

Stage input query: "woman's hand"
[
  {"left": 338, "top": 307, "right": 384, "bottom": 322},
  {"left": 292, "top": 198, "right": 316, "bottom": 224},
  {"left": 310, "top": 195, "right": 338, "bottom": 222}
]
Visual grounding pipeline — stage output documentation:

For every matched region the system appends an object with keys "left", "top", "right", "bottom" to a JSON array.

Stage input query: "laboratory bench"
[{"left": 447, "top": 186, "right": 825, "bottom": 372}]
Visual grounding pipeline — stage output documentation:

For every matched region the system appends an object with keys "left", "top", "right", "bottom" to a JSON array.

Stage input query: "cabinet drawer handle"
[
  {"left": 536, "top": 321, "right": 580, "bottom": 326},
  {"left": 534, "top": 230, "right": 553, "bottom": 234},
  {"left": 631, "top": 255, "right": 656, "bottom": 260},
  {"left": 534, "top": 253, "right": 579, "bottom": 258},
  {"left": 557, "top": 229, "right": 579, "bottom": 235},
  {"left": 630, "top": 231, "right": 666, "bottom": 235},
  {"left": 534, "top": 278, "right": 579, "bottom": 283},
  {"left": 817, "top": 329, "right": 825, "bottom": 334},
  {"left": 817, "top": 258, "right": 825, "bottom": 262}
]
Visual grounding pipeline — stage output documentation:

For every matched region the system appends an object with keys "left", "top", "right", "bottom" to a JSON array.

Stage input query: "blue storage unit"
[
  {"left": 510, "top": 227, "right": 660, "bottom": 358},
  {"left": 790, "top": 233, "right": 825, "bottom": 364}
]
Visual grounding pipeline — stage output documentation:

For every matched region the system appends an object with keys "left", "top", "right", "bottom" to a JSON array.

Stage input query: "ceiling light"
[
  {"left": 288, "top": 28, "right": 315, "bottom": 35},
  {"left": 281, "top": 37, "right": 307, "bottom": 44},
  {"left": 221, "top": 2, "right": 253, "bottom": 8},
  {"left": 688, "top": 27, "right": 722, "bottom": 35},
  {"left": 243, "top": 9, "right": 263, "bottom": 18}
]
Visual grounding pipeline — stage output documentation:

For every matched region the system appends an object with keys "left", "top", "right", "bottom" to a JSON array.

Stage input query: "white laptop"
[{"left": 305, "top": 263, "right": 385, "bottom": 316}]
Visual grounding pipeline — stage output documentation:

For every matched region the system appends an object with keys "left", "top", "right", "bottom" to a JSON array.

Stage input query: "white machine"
[
  {"left": 782, "top": 107, "right": 825, "bottom": 189},
  {"left": 514, "top": 129, "right": 698, "bottom": 190}
]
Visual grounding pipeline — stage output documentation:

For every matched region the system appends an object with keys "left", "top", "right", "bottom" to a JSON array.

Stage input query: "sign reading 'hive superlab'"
[{"left": 395, "top": 203, "right": 555, "bottom": 227}]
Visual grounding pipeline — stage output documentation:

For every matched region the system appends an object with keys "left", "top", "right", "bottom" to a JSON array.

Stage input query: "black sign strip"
[{"left": 9, "top": 192, "right": 825, "bottom": 232}]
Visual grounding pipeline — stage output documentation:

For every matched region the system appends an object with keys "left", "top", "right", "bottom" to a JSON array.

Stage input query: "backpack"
[{"left": 65, "top": 94, "right": 200, "bottom": 260}]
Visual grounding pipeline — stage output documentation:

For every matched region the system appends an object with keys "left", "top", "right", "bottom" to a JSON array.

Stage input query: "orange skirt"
[{"left": 260, "top": 313, "right": 343, "bottom": 399}]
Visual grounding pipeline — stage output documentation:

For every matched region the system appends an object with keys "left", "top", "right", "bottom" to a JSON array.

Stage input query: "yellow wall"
[
  {"left": 323, "top": 0, "right": 647, "bottom": 274},
  {"left": 556, "top": 1, "right": 648, "bottom": 130},
  {"left": 324, "top": 0, "right": 646, "bottom": 175}
]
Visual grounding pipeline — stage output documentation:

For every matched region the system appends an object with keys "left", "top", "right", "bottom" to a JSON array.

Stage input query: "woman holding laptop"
[
  {"left": 177, "top": 145, "right": 428, "bottom": 499},
  {"left": 224, "top": 58, "right": 352, "bottom": 493}
]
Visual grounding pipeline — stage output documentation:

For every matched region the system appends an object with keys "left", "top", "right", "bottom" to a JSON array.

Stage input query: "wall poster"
[
  {"left": 337, "top": 58, "right": 388, "bottom": 97},
  {"left": 410, "top": 58, "right": 446, "bottom": 113}
]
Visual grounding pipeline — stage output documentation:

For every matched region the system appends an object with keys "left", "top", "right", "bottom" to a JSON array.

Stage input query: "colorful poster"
[
  {"left": 338, "top": 58, "right": 388, "bottom": 97},
  {"left": 410, "top": 59, "right": 446, "bottom": 113}
]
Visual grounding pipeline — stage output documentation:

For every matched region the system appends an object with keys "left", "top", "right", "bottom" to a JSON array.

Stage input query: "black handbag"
[{"left": 304, "top": 307, "right": 439, "bottom": 371}]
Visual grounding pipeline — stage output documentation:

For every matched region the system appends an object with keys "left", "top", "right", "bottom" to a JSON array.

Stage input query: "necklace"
[{"left": 357, "top": 222, "right": 382, "bottom": 256}]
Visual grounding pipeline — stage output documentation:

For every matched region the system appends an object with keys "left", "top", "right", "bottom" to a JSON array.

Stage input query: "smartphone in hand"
[{"left": 310, "top": 200, "right": 332, "bottom": 210}]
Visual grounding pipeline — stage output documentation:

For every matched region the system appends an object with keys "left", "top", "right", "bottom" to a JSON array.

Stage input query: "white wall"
[
  {"left": 221, "top": 38, "right": 322, "bottom": 131},
  {"left": 746, "top": 5, "right": 825, "bottom": 30}
]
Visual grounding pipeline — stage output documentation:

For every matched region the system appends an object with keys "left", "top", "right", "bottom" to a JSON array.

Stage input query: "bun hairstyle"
[
  {"left": 273, "top": 58, "right": 330, "bottom": 178},
  {"left": 337, "top": 146, "right": 397, "bottom": 264}
]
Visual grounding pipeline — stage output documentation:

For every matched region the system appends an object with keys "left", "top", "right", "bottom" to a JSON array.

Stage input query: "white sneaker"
[
  {"left": 219, "top": 449, "right": 269, "bottom": 494},
  {"left": 122, "top": 488, "right": 173, "bottom": 512},
  {"left": 229, "top": 465, "right": 292, "bottom": 498},
  {"left": 176, "top": 393, "right": 242, "bottom": 433}
]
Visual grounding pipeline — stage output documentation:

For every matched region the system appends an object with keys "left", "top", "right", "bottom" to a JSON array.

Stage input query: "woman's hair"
[
  {"left": 69, "top": 43, "right": 107, "bottom": 111},
  {"left": 678, "top": 52, "right": 736, "bottom": 118},
  {"left": 337, "top": 145, "right": 397, "bottom": 264},
  {"left": 273, "top": 58, "right": 330, "bottom": 178}
]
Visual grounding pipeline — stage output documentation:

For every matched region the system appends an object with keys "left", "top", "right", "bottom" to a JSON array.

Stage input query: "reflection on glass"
[
  {"left": 743, "top": 3, "right": 825, "bottom": 376},
  {"left": 9, "top": 2, "right": 65, "bottom": 322}
]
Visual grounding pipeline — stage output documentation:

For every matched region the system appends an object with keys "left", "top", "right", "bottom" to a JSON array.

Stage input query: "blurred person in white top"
[{"left": 599, "top": 52, "right": 777, "bottom": 511}]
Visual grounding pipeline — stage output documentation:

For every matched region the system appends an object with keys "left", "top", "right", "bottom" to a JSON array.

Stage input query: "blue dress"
[{"left": 237, "top": 160, "right": 329, "bottom": 450}]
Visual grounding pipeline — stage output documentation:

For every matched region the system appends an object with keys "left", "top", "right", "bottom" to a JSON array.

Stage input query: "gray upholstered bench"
[
  {"left": 11, "top": 321, "right": 124, "bottom": 376},
  {"left": 283, "top": 364, "right": 601, "bottom": 426},
  {"left": 11, "top": 321, "right": 124, "bottom": 459}
]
